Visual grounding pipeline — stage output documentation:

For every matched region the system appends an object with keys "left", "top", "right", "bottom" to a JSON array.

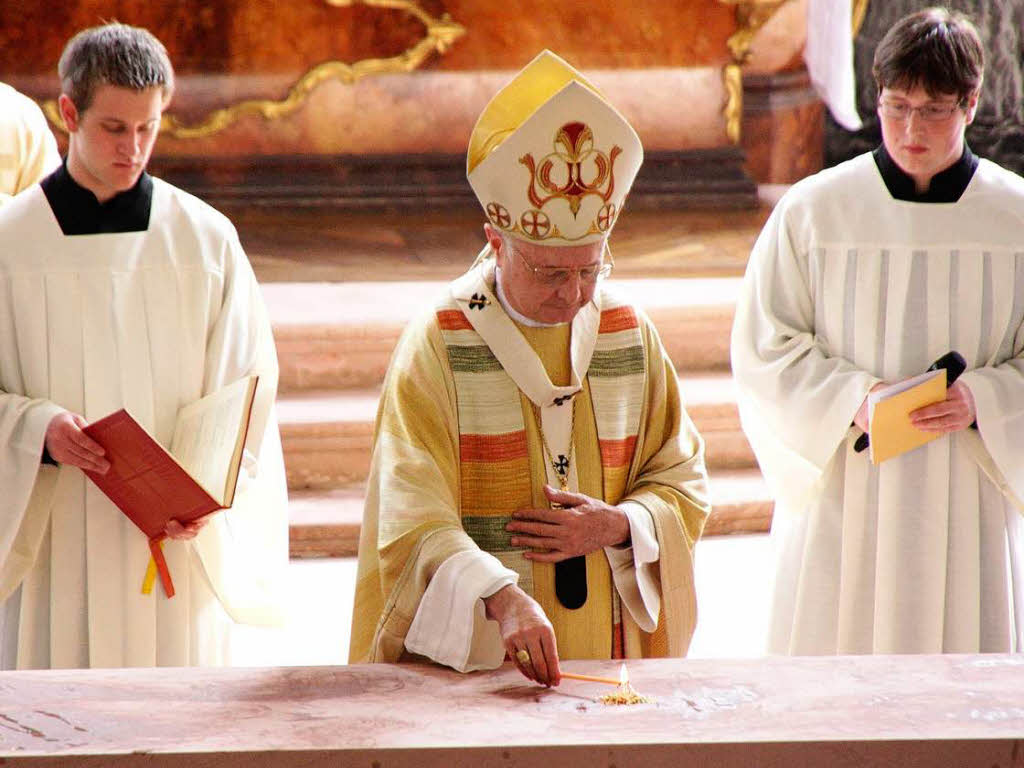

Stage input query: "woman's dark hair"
[{"left": 872, "top": 7, "right": 984, "bottom": 102}]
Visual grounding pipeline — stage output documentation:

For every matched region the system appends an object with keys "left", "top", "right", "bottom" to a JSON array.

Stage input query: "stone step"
[
  {"left": 286, "top": 468, "right": 772, "bottom": 559},
  {"left": 276, "top": 373, "right": 756, "bottom": 492},
  {"left": 277, "top": 389, "right": 378, "bottom": 489},
  {"left": 265, "top": 278, "right": 741, "bottom": 392},
  {"left": 704, "top": 468, "right": 774, "bottom": 536},
  {"left": 288, "top": 486, "right": 364, "bottom": 559}
]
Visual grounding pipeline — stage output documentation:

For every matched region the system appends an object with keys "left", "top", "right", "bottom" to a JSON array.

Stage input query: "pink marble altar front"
[{"left": 1, "top": 655, "right": 1022, "bottom": 766}]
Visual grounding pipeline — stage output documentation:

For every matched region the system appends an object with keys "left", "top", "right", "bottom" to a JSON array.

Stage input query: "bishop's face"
[
  {"left": 61, "top": 84, "right": 166, "bottom": 203},
  {"left": 488, "top": 225, "right": 605, "bottom": 325}
]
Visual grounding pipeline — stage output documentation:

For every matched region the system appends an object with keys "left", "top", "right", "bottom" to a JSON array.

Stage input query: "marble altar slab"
[{"left": 1, "top": 654, "right": 1022, "bottom": 766}]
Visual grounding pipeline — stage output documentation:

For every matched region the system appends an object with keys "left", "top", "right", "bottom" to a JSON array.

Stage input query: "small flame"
[{"left": 619, "top": 663, "right": 629, "bottom": 686}]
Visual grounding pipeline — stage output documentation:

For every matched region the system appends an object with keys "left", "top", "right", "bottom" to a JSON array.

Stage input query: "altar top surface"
[{"left": 2, "top": 654, "right": 1023, "bottom": 764}]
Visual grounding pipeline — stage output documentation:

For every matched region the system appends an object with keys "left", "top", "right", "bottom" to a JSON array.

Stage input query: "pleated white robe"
[
  {"left": 732, "top": 153, "right": 1024, "bottom": 655},
  {"left": 0, "top": 179, "right": 289, "bottom": 669}
]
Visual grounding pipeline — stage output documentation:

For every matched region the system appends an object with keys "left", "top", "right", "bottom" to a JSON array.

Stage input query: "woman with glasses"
[{"left": 732, "top": 7, "right": 1024, "bottom": 655}]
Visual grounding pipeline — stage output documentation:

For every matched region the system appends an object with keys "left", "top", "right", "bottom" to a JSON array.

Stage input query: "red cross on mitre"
[
  {"left": 486, "top": 202, "right": 512, "bottom": 229},
  {"left": 520, "top": 209, "right": 551, "bottom": 239},
  {"left": 597, "top": 203, "right": 616, "bottom": 231}
]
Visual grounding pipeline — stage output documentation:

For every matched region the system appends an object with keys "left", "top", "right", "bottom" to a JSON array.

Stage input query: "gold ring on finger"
[{"left": 515, "top": 649, "right": 531, "bottom": 665}]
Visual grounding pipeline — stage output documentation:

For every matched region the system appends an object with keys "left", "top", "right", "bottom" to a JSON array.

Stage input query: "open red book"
[{"left": 82, "top": 376, "right": 259, "bottom": 595}]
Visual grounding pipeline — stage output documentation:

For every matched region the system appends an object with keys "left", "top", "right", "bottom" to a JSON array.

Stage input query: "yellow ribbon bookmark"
[
  {"left": 140, "top": 538, "right": 175, "bottom": 597},
  {"left": 141, "top": 553, "right": 158, "bottom": 595}
]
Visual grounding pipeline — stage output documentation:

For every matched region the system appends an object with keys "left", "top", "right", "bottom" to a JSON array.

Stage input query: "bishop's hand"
[
  {"left": 45, "top": 411, "right": 110, "bottom": 474},
  {"left": 506, "top": 485, "right": 631, "bottom": 562},
  {"left": 483, "top": 584, "right": 560, "bottom": 686}
]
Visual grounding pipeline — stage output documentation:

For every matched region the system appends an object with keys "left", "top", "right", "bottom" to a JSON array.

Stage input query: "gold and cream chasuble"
[
  {"left": 0, "top": 83, "right": 59, "bottom": 203},
  {"left": 351, "top": 256, "right": 709, "bottom": 668}
]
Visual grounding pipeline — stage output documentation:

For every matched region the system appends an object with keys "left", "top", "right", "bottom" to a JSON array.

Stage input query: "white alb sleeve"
[
  {"left": 603, "top": 500, "right": 661, "bottom": 632},
  {"left": 404, "top": 549, "right": 517, "bottom": 672}
]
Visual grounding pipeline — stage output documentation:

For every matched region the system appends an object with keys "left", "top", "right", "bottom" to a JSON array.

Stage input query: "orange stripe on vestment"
[
  {"left": 437, "top": 309, "right": 473, "bottom": 331},
  {"left": 598, "top": 306, "right": 639, "bottom": 334},
  {"left": 460, "top": 431, "right": 530, "bottom": 462},
  {"left": 600, "top": 435, "right": 638, "bottom": 467}
]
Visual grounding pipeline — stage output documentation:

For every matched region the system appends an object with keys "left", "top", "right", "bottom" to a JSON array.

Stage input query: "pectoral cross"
[
  {"left": 469, "top": 293, "right": 490, "bottom": 310},
  {"left": 551, "top": 453, "right": 570, "bottom": 490}
]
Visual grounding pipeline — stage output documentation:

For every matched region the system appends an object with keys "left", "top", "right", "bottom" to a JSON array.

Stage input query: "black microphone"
[{"left": 853, "top": 351, "right": 967, "bottom": 453}]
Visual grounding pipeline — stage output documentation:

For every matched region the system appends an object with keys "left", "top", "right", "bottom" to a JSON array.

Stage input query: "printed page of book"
[
  {"left": 83, "top": 412, "right": 219, "bottom": 538},
  {"left": 169, "top": 376, "right": 257, "bottom": 507},
  {"left": 868, "top": 369, "right": 946, "bottom": 465}
]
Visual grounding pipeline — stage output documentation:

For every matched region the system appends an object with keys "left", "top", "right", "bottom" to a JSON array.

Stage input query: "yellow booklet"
[{"left": 868, "top": 369, "right": 947, "bottom": 465}]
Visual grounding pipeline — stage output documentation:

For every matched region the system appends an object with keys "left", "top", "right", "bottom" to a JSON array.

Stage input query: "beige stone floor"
[{"left": 231, "top": 534, "right": 773, "bottom": 666}]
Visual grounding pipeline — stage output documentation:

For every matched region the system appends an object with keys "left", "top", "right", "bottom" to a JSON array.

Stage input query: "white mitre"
[{"left": 467, "top": 51, "right": 643, "bottom": 246}]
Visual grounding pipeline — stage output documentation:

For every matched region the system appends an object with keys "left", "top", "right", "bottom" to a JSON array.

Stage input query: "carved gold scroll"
[
  {"left": 717, "top": 0, "right": 790, "bottom": 142},
  {"left": 43, "top": 0, "right": 465, "bottom": 140},
  {"left": 721, "top": 0, "right": 790, "bottom": 65},
  {"left": 723, "top": 64, "right": 743, "bottom": 144}
]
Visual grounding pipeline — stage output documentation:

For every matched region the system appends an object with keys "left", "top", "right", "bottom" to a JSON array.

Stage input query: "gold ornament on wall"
[
  {"left": 720, "top": 0, "right": 790, "bottom": 65},
  {"left": 716, "top": 0, "right": 791, "bottom": 143},
  {"left": 723, "top": 64, "right": 743, "bottom": 144},
  {"left": 43, "top": 0, "right": 466, "bottom": 140},
  {"left": 716, "top": 0, "right": 868, "bottom": 143},
  {"left": 852, "top": 0, "right": 870, "bottom": 36},
  {"left": 721, "top": 0, "right": 870, "bottom": 66}
]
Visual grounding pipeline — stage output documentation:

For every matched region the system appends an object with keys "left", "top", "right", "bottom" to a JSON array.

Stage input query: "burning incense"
[{"left": 598, "top": 663, "right": 652, "bottom": 706}]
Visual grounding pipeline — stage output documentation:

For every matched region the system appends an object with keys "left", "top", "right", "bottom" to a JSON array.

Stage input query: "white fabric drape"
[{"left": 805, "top": 0, "right": 864, "bottom": 131}]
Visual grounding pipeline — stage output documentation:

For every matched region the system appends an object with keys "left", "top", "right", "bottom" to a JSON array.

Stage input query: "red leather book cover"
[{"left": 83, "top": 410, "right": 220, "bottom": 539}]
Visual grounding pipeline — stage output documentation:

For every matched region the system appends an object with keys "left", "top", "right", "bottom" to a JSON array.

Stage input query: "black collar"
[
  {"left": 872, "top": 143, "right": 978, "bottom": 203},
  {"left": 40, "top": 160, "right": 153, "bottom": 235}
]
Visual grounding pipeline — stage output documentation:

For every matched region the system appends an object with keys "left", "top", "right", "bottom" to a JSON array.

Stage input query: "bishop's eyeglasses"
[
  {"left": 509, "top": 245, "right": 614, "bottom": 286},
  {"left": 877, "top": 97, "right": 965, "bottom": 123}
]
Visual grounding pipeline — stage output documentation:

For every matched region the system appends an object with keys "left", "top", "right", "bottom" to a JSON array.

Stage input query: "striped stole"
[
  {"left": 590, "top": 299, "right": 647, "bottom": 502},
  {"left": 436, "top": 290, "right": 646, "bottom": 654}
]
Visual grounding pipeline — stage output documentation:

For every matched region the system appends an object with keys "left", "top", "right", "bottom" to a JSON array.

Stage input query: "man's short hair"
[
  {"left": 58, "top": 23, "right": 174, "bottom": 112},
  {"left": 872, "top": 7, "right": 984, "bottom": 103}
]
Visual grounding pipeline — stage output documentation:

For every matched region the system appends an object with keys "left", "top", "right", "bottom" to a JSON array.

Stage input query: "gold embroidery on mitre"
[
  {"left": 509, "top": 217, "right": 602, "bottom": 243},
  {"left": 520, "top": 121, "right": 622, "bottom": 218}
]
